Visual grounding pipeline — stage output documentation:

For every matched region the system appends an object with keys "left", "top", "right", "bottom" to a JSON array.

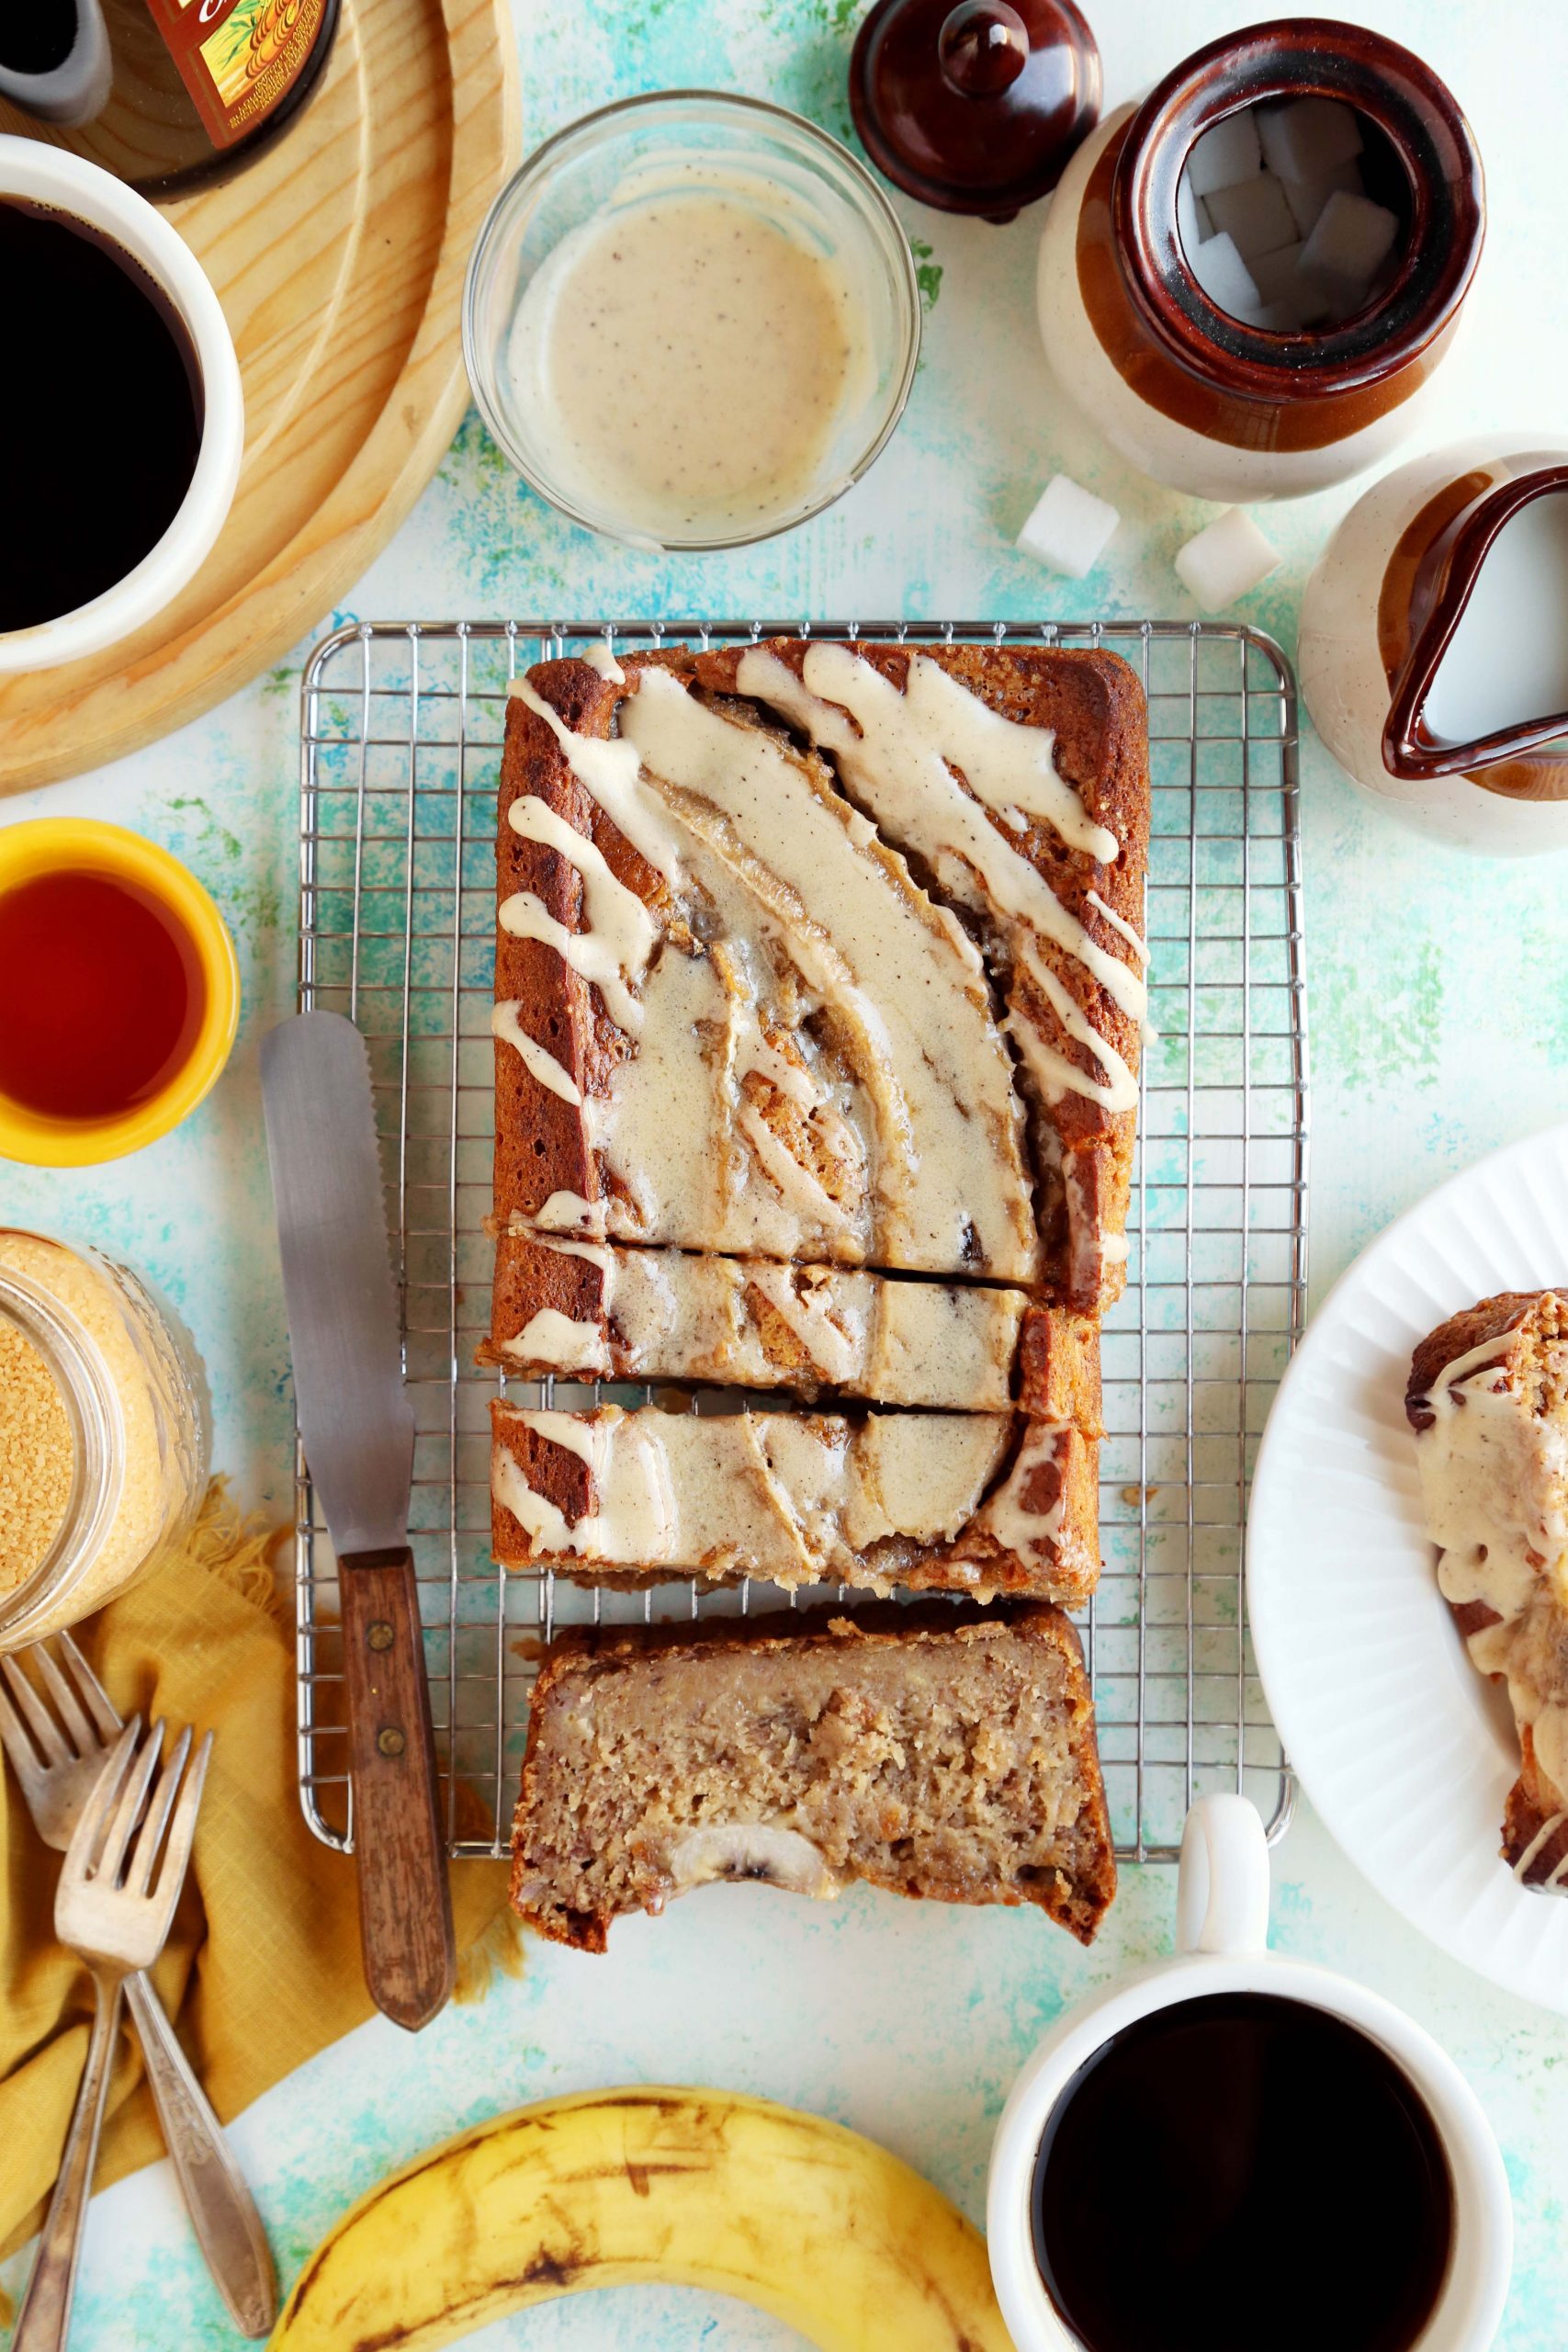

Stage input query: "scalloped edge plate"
[{"left": 1248, "top": 1118, "right": 1568, "bottom": 2013}]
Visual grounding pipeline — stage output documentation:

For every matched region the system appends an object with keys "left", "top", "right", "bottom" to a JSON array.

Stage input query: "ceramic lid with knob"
[{"left": 849, "top": 0, "right": 1100, "bottom": 221}]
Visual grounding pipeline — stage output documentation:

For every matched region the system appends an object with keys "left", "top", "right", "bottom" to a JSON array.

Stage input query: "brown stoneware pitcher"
[{"left": 1300, "top": 438, "right": 1568, "bottom": 853}]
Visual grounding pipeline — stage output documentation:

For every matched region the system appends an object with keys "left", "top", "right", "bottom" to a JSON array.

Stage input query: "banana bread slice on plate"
[
  {"left": 1407, "top": 1288, "right": 1568, "bottom": 1888},
  {"left": 483, "top": 1228, "right": 1102, "bottom": 1419},
  {"left": 491, "top": 1400, "right": 1100, "bottom": 1603},
  {"left": 510, "top": 1601, "right": 1115, "bottom": 1950}
]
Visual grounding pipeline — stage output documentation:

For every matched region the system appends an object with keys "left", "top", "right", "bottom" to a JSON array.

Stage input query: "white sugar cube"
[
  {"left": 1186, "top": 109, "right": 1262, "bottom": 197},
  {"left": 1175, "top": 507, "right": 1280, "bottom": 610},
  {"left": 1203, "top": 171, "right": 1297, "bottom": 260},
  {"left": 1016, "top": 473, "right": 1120, "bottom": 579},
  {"left": 1248, "top": 242, "right": 1306, "bottom": 304},
  {"left": 1244, "top": 242, "right": 1331, "bottom": 329},
  {"left": 1186, "top": 229, "right": 1261, "bottom": 319},
  {"left": 1299, "top": 187, "right": 1400, "bottom": 297},
  {"left": 1256, "top": 96, "right": 1362, "bottom": 184},
  {"left": 1235, "top": 299, "right": 1307, "bottom": 334},
  {"left": 1279, "top": 158, "right": 1363, "bottom": 236},
  {"left": 1176, "top": 168, "right": 1209, "bottom": 260}
]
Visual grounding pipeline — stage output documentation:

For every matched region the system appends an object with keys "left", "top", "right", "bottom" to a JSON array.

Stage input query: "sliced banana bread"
[
  {"left": 484, "top": 1228, "right": 1102, "bottom": 1419},
  {"left": 510, "top": 1601, "right": 1116, "bottom": 1950},
  {"left": 491, "top": 1400, "right": 1100, "bottom": 1603}
]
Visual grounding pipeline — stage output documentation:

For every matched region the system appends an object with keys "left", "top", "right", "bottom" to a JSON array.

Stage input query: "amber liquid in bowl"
[{"left": 0, "top": 868, "right": 206, "bottom": 1120}]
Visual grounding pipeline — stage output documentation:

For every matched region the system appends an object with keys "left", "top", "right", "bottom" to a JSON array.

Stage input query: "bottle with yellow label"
[{"left": 0, "top": 0, "right": 341, "bottom": 200}]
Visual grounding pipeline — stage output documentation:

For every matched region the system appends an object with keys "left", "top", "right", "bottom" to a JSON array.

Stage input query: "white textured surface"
[{"left": 1249, "top": 1119, "right": 1568, "bottom": 2013}]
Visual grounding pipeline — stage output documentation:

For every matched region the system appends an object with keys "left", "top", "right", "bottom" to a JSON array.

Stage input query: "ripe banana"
[{"left": 268, "top": 2085, "right": 1016, "bottom": 2352}]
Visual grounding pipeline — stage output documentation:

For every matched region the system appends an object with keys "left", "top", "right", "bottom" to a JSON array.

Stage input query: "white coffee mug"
[
  {"left": 987, "top": 1794, "right": 1513, "bottom": 2352},
  {"left": 0, "top": 135, "right": 243, "bottom": 674}
]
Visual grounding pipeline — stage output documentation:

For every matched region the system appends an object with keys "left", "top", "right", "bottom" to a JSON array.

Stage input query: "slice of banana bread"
[
  {"left": 1406, "top": 1288, "right": 1568, "bottom": 1887},
  {"left": 483, "top": 1227, "right": 1102, "bottom": 1419},
  {"left": 510, "top": 1601, "right": 1116, "bottom": 1950},
  {"left": 491, "top": 1399, "right": 1100, "bottom": 1603}
]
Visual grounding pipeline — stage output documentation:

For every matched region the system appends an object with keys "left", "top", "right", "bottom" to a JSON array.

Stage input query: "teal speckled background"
[{"left": 3, "top": 0, "right": 1568, "bottom": 2342}]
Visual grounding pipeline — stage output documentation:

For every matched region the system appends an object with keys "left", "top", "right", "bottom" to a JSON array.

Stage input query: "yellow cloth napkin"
[{"left": 0, "top": 1486, "right": 511, "bottom": 2260}]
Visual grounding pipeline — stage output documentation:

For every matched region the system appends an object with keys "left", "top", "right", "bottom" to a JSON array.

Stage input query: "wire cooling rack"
[{"left": 293, "top": 618, "right": 1307, "bottom": 1865}]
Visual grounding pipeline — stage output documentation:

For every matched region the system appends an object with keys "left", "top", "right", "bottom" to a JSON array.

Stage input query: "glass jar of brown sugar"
[
  {"left": 1035, "top": 18, "right": 1484, "bottom": 501},
  {"left": 0, "top": 1229, "right": 208, "bottom": 1648}
]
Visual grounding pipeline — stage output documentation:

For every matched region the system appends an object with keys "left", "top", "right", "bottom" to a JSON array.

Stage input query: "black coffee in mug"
[
  {"left": 0, "top": 196, "right": 201, "bottom": 634},
  {"left": 1032, "top": 1992, "right": 1454, "bottom": 2352}
]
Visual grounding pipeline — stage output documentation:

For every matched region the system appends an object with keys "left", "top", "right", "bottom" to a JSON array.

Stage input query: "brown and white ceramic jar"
[
  {"left": 1300, "top": 438, "right": 1568, "bottom": 854},
  {"left": 1035, "top": 18, "right": 1484, "bottom": 502}
]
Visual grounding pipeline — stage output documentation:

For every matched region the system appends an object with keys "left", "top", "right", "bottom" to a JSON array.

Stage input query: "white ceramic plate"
[{"left": 1247, "top": 1118, "right": 1568, "bottom": 2014}]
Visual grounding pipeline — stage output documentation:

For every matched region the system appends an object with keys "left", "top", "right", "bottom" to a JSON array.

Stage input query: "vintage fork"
[
  {"left": 12, "top": 1714, "right": 210, "bottom": 2349},
  {"left": 0, "top": 1639, "right": 276, "bottom": 2336}
]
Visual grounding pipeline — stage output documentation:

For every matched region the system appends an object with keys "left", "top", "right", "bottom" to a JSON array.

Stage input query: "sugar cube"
[
  {"left": 1279, "top": 157, "right": 1363, "bottom": 237},
  {"left": 1186, "top": 230, "right": 1261, "bottom": 319},
  {"left": 1235, "top": 299, "right": 1307, "bottom": 335},
  {"left": 1256, "top": 96, "right": 1363, "bottom": 184},
  {"left": 1202, "top": 171, "right": 1298, "bottom": 261},
  {"left": 1298, "top": 187, "right": 1401, "bottom": 299},
  {"left": 1176, "top": 168, "right": 1208, "bottom": 262},
  {"left": 1243, "top": 242, "right": 1332, "bottom": 329},
  {"left": 1175, "top": 508, "right": 1280, "bottom": 611},
  {"left": 1017, "top": 474, "right": 1121, "bottom": 579},
  {"left": 1186, "top": 108, "right": 1263, "bottom": 197},
  {"left": 1248, "top": 242, "right": 1306, "bottom": 304}
]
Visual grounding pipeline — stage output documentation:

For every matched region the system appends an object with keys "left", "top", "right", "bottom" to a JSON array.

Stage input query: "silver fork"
[
  {"left": 13, "top": 1715, "right": 209, "bottom": 2349},
  {"left": 0, "top": 1640, "right": 276, "bottom": 2337}
]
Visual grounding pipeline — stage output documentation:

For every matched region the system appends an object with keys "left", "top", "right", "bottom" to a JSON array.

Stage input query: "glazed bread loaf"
[
  {"left": 492, "top": 639, "right": 1148, "bottom": 1316},
  {"left": 1406, "top": 1288, "right": 1568, "bottom": 1887},
  {"left": 510, "top": 1601, "right": 1116, "bottom": 1951},
  {"left": 491, "top": 1401, "right": 1100, "bottom": 1604}
]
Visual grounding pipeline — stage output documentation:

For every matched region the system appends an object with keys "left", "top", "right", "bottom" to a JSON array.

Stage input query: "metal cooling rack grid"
[{"left": 294, "top": 618, "right": 1308, "bottom": 1866}]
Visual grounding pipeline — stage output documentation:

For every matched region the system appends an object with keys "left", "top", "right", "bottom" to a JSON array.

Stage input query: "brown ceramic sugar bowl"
[{"left": 1035, "top": 17, "right": 1484, "bottom": 502}]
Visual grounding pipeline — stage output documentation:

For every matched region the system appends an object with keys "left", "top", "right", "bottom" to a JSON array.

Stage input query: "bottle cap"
[{"left": 849, "top": 0, "right": 1101, "bottom": 222}]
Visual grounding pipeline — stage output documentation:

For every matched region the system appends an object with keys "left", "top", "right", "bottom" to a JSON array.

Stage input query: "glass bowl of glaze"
[{"left": 463, "top": 90, "right": 921, "bottom": 551}]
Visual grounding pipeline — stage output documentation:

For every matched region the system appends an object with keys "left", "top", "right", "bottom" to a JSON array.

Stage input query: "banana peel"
[{"left": 268, "top": 2085, "right": 1017, "bottom": 2351}]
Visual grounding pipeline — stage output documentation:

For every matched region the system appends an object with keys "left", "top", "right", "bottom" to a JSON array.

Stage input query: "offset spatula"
[{"left": 260, "top": 1011, "right": 455, "bottom": 2030}]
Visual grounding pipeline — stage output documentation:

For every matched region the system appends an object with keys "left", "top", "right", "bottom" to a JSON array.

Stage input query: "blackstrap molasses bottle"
[{"left": 0, "top": 0, "right": 341, "bottom": 200}]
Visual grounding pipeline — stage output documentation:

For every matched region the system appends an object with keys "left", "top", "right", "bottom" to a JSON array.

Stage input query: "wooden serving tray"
[{"left": 0, "top": 0, "right": 518, "bottom": 796}]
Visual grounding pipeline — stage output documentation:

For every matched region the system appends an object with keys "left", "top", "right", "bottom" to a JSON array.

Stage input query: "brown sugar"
[{"left": 0, "top": 1317, "right": 73, "bottom": 1593}]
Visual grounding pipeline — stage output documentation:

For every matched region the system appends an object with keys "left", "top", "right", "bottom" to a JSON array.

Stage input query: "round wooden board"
[{"left": 0, "top": 0, "right": 519, "bottom": 795}]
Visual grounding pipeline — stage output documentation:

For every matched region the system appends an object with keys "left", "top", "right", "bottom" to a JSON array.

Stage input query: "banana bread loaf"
[
  {"left": 492, "top": 639, "right": 1147, "bottom": 1313},
  {"left": 510, "top": 1601, "right": 1116, "bottom": 1950}
]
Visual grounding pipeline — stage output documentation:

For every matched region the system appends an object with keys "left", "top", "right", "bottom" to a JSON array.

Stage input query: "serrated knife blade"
[{"left": 261, "top": 1010, "right": 454, "bottom": 2031}]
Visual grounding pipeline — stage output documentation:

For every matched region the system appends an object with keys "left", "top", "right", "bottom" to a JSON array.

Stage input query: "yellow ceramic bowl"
[{"left": 0, "top": 818, "right": 240, "bottom": 1166}]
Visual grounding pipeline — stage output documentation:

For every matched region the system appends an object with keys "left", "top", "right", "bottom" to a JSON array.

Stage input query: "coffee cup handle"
[{"left": 1176, "top": 1794, "right": 1271, "bottom": 1955}]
